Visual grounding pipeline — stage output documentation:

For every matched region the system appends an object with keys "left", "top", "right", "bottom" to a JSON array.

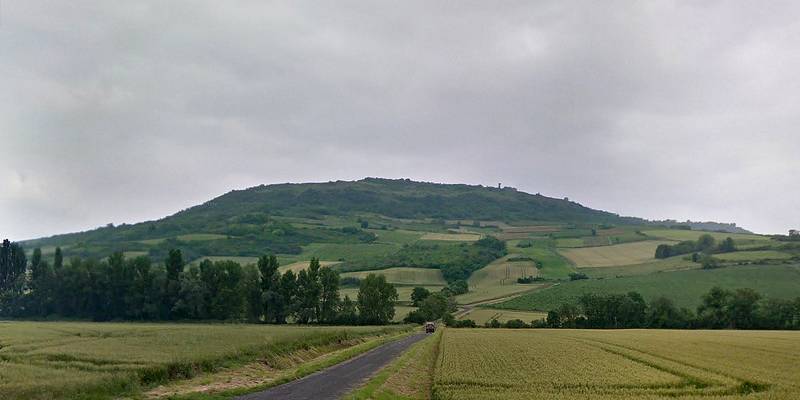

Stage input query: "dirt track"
[{"left": 235, "top": 333, "right": 426, "bottom": 400}]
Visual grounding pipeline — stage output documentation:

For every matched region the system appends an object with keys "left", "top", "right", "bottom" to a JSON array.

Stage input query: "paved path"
[{"left": 236, "top": 333, "right": 427, "bottom": 400}]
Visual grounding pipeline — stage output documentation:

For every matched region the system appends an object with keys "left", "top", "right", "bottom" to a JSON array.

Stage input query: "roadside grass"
[
  {"left": 492, "top": 263, "right": 800, "bottom": 311},
  {"left": 0, "top": 322, "right": 407, "bottom": 400},
  {"left": 149, "top": 329, "right": 417, "bottom": 400},
  {"left": 346, "top": 330, "right": 441, "bottom": 400},
  {"left": 558, "top": 240, "right": 673, "bottom": 268}
]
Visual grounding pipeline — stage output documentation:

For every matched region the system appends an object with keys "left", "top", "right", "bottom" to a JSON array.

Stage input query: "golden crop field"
[
  {"left": 420, "top": 232, "right": 482, "bottom": 241},
  {"left": 0, "top": 321, "right": 403, "bottom": 400},
  {"left": 456, "top": 308, "right": 547, "bottom": 325},
  {"left": 559, "top": 240, "right": 673, "bottom": 268},
  {"left": 434, "top": 329, "right": 800, "bottom": 399},
  {"left": 279, "top": 260, "right": 341, "bottom": 273},
  {"left": 456, "top": 256, "right": 542, "bottom": 304}
]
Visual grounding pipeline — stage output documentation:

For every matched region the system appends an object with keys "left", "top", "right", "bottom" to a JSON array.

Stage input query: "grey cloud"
[{"left": 2, "top": 0, "right": 799, "bottom": 239}]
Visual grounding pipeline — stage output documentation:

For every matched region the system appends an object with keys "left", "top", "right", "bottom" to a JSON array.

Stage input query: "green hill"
[{"left": 22, "top": 178, "right": 639, "bottom": 262}]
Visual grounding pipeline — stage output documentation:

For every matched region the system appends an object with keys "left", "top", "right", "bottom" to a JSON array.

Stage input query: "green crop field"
[
  {"left": 714, "top": 250, "right": 794, "bottom": 262},
  {"left": 433, "top": 329, "right": 800, "bottom": 399},
  {"left": 0, "top": 321, "right": 405, "bottom": 400},
  {"left": 340, "top": 267, "right": 447, "bottom": 286},
  {"left": 493, "top": 264, "right": 800, "bottom": 311},
  {"left": 558, "top": 240, "right": 673, "bottom": 268},
  {"left": 508, "top": 239, "right": 575, "bottom": 280},
  {"left": 581, "top": 255, "right": 700, "bottom": 279}
]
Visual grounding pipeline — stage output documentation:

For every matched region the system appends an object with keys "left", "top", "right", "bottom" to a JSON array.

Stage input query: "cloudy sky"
[{"left": 2, "top": 1, "right": 799, "bottom": 239}]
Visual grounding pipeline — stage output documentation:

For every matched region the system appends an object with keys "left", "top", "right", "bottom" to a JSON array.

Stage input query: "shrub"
[
  {"left": 504, "top": 319, "right": 529, "bottom": 329},
  {"left": 569, "top": 272, "right": 589, "bottom": 281}
]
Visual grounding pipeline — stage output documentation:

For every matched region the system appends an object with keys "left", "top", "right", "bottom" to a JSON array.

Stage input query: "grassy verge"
[
  {"left": 345, "top": 330, "right": 442, "bottom": 400},
  {"left": 161, "top": 328, "right": 417, "bottom": 400}
]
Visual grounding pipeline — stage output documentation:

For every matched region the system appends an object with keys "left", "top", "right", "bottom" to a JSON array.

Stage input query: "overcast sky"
[{"left": 2, "top": 1, "right": 799, "bottom": 240}]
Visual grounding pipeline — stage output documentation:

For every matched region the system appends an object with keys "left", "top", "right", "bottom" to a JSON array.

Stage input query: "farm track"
[{"left": 236, "top": 333, "right": 427, "bottom": 400}]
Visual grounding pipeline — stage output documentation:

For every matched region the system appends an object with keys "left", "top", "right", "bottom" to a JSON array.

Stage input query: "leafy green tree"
[
  {"left": 258, "top": 254, "right": 280, "bottom": 322},
  {"left": 54, "top": 247, "right": 63, "bottom": 270},
  {"left": 718, "top": 237, "right": 736, "bottom": 253},
  {"left": 295, "top": 269, "right": 315, "bottom": 323},
  {"left": 0, "top": 239, "right": 27, "bottom": 292},
  {"left": 172, "top": 265, "right": 207, "bottom": 319},
  {"left": 277, "top": 270, "right": 297, "bottom": 324},
  {"left": 697, "top": 234, "right": 716, "bottom": 252},
  {"left": 697, "top": 286, "right": 732, "bottom": 328},
  {"left": 336, "top": 295, "right": 358, "bottom": 324},
  {"left": 357, "top": 274, "right": 397, "bottom": 325},
  {"left": 308, "top": 258, "right": 322, "bottom": 320},
  {"left": 319, "top": 266, "right": 340, "bottom": 323},
  {"left": 164, "top": 249, "right": 184, "bottom": 318},
  {"left": 242, "top": 264, "right": 263, "bottom": 323},
  {"left": 729, "top": 288, "right": 760, "bottom": 329},
  {"left": 647, "top": 297, "right": 690, "bottom": 328},
  {"left": 410, "top": 287, "right": 431, "bottom": 306},
  {"left": 200, "top": 260, "right": 244, "bottom": 320}
]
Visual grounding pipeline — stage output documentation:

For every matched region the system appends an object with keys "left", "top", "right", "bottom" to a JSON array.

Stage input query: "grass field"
[
  {"left": 508, "top": 239, "right": 575, "bottom": 280},
  {"left": 714, "top": 250, "right": 794, "bottom": 262},
  {"left": 340, "top": 267, "right": 447, "bottom": 286},
  {"left": 434, "top": 329, "right": 800, "bottom": 399},
  {"left": 642, "top": 229, "right": 769, "bottom": 243},
  {"left": 581, "top": 256, "right": 700, "bottom": 279},
  {"left": 0, "top": 321, "right": 405, "bottom": 400},
  {"left": 455, "top": 256, "right": 541, "bottom": 305},
  {"left": 493, "top": 264, "right": 800, "bottom": 311},
  {"left": 457, "top": 308, "right": 547, "bottom": 325},
  {"left": 558, "top": 240, "right": 672, "bottom": 268}
]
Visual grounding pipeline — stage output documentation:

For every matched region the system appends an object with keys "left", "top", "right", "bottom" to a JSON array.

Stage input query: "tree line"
[
  {"left": 540, "top": 288, "right": 800, "bottom": 330},
  {"left": 0, "top": 240, "right": 398, "bottom": 324},
  {"left": 655, "top": 234, "right": 736, "bottom": 260}
]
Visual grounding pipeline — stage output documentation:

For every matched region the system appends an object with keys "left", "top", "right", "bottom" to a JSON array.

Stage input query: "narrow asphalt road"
[{"left": 235, "top": 333, "right": 427, "bottom": 400}]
